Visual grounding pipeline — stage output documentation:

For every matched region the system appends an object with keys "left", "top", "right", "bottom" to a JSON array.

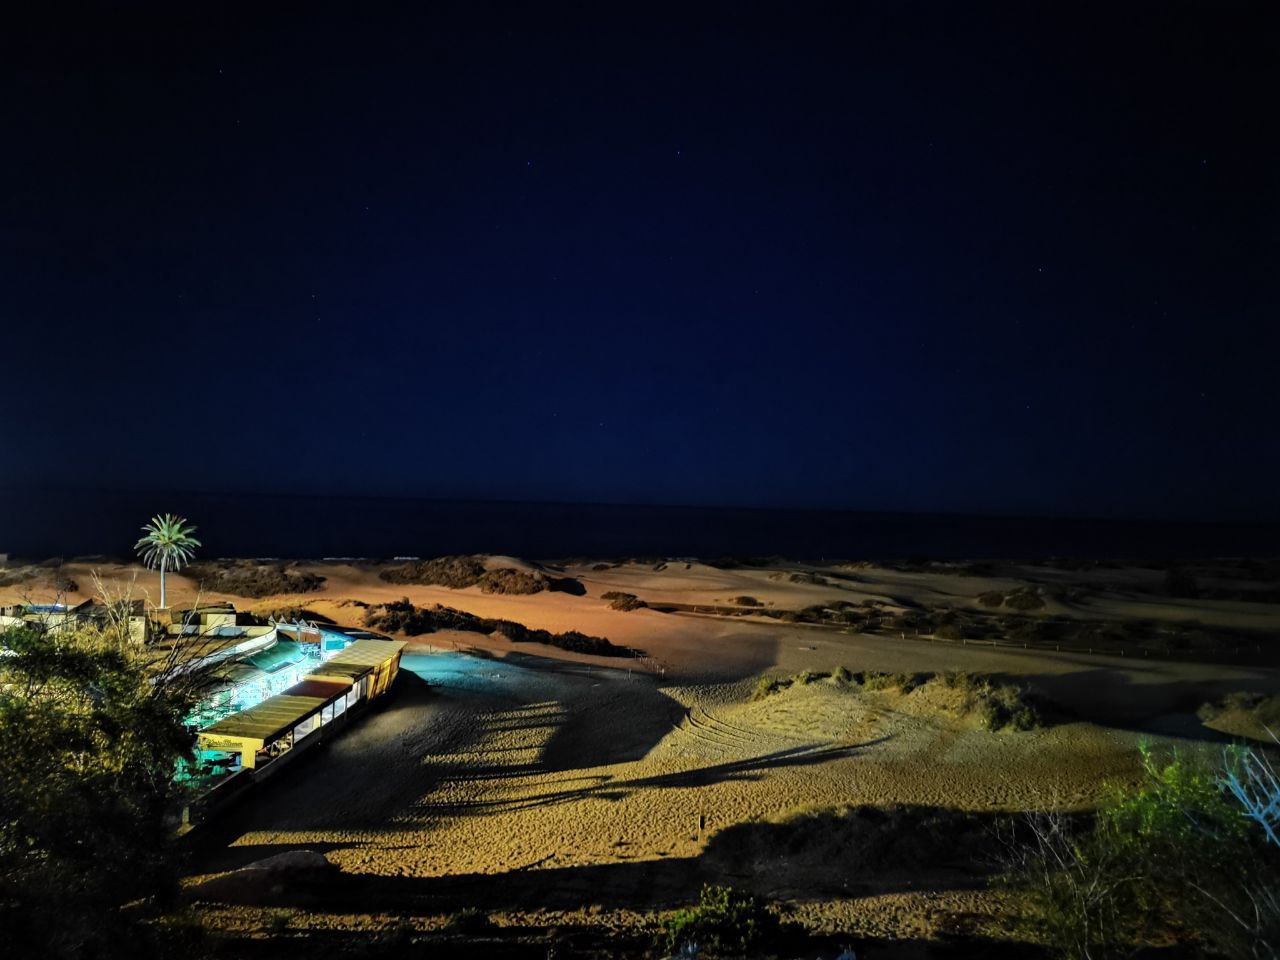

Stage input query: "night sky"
[{"left": 3, "top": 3, "right": 1277, "bottom": 521}]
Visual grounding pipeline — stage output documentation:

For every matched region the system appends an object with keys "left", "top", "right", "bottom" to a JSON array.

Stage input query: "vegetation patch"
[
  {"left": 748, "top": 667, "right": 1044, "bottom": 730},
  {"left": 476, "top": 568, "right": 548, "bottom": 595},
  {"left": 656, "top": 884, "right": 784, "bottom": 957},
  {"left": 363, "top": 598, "right": 634, "bottom": 657},
  {"left": 0, "top": 562, "right": 78, "bottom": 594},
  {"left": 998, "top": 744, "right": 1280, "bottom": 959},
  {"left": 378, "top": 556, "right": 581, "bottom": 595},
  {"left": 732, "top": 595, "right": 761, "bottom": 606},
  {"left": 1198, "top": 691, "right": 1280, "bottom": 738},
  {"left": 183, "top": 560, "right": 325, "bottom": 598},
  {"left": 937, "top": 671, "right": 1044, "bottom": 731},
  {"left": 600, "top": 590, "right": 646, "bottom": 611},
  {"left": 378, "top": 555, "right": 487, "bottom": 587},
  {"left": 1003, "top": 587, "right": 1046, "bottom": 611}
]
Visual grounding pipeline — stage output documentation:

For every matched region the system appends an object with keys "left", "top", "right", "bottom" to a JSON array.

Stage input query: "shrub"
[
  {"left": 363, "top": 599, "right": 634, "bottom": 657},
  {"left": 751, "top": 676, "right": 786, "bottom": 701},
  {"left": 183, "top": 560, "right": 324, "bottom": 598},
  {"left": 1198, "top": 691, "right": 1280, "bottom": 733},
  {"left": 940, "top": 672, "right": 1043, "bottom": 731},
  {"left": 1004, "top": 588, "right": 1046, "bottom": 611},
  {"left": 833, "top": 665, "right": 854, "bottom": 687},
  {"left": 476, "top": 568, "right": 548, "bottom": 595},
  {"left": 601, "top": 591, "right": 646, "bottom": 611},
  {"left": 656, "top": 884, "right": 781, "bottom": 957},
  {"left": 977, "top": 590, "right": 1005, "bottom": 607},
  {"left": 732, "top": 595, "right": 761, "bottom": 606},
  {"left": 1001, "top": 745, "right": 1280, "bottom": 958},
  {"left": 378, "top": 556, "right": 487, "bottom": 587},
  {"left": 860, "top": 671, "right": 922, "bottom": 693},
  {"left": 936, "top": 622, "right": 965, "bottom": 640}
]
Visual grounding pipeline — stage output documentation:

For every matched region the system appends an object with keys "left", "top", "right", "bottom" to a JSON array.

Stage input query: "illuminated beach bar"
[
  {"left": 183, "top": 640, "right": 404, "bottom": 829},
  {"left": 195, "top": 638, "right": 406, "bottom": 772}
]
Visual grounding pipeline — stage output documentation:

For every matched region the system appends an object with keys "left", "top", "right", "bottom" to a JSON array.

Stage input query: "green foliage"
[
  {"left": 656, "top": 884, "right": 781, "bottom": 956},
  {"left": 0, "top": 622, "right": 197, "bottom": 957},
  {"left": 1004, "top": 744, "right": 1280, "bottom": 958},
  {"left": 926, "top": 672, "right": 1042, "bottom": 730},
  {"left": 134, "top": 513, "right": 200, "bottom": 570},
  {"left": 832, "top": 665, "right": 854, "bottom": 687}
]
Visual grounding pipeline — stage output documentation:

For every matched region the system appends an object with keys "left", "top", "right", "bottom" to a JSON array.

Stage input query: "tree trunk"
[{"left": 159, "top": 556, "right": 167, "bottom": 610}]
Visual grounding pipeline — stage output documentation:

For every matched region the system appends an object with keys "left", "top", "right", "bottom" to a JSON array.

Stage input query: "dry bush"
[
  {"left": 1199, "top": 692, "right": 1280, "bottom": 734},
  {"left": 182, "top": 560, "right": 324, "bottom": 598},
  {"left": 1005, "top": 587, "right": 1046, "bottom": 611},
  {"left": 600, "top": 590, "right": 646, "bottom": 611},
  {"left": 377, "top": 556, "right": 487, "bottom": 588},
  {"left": 363, "top": 598, "right": 632, "bottom": 657},
  {"left": 476, "top": 568, "right": 547, "bottom": 594}
]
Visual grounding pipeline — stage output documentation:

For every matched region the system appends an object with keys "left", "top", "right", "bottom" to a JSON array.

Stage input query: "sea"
[{"left": 1, "top": 488, "right": 1276, "bottom": 561}]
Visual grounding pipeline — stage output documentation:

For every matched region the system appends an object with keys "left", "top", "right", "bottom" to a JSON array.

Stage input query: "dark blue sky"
[{"left": 3, "top": 3, "right": 1277, "bottom": 520}]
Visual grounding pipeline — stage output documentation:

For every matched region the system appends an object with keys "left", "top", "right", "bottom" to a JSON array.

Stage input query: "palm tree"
[{"left": 134, "top": 514, "right": 201, "bottom": 609}]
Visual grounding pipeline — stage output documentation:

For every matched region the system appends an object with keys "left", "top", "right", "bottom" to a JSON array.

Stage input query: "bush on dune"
[
  {"left": 363, "top": 599, "right": 634, "bottom": 657},
  {"left": 939, "top": 671, "right": 1043, "bottom": 731},
  {"left": 183, "top": 560, "right": 324, "bottom": 598},
  {"left": 600, "top": 590, "right": 647, "bottom": 611},
  {"left": 748, "top": 667, "right": 1043, "bottom": 730},
  {"left": 1004, "top": 587, "right": 1046, "bottom": 611},
  {"left": 378, "top": 556, "right": 583, "bottom": 596},
  {"left": 476, "top": 568, "right": 547, "bottom": 594},
  {"left": 1198, "top": 691, "right": 1280, "bottom": 734},
  {"left": 378, "top": 556, "right": 487, "bottom": 587}
]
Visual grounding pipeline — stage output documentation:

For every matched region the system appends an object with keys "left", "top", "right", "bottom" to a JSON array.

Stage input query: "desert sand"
[{"left": 4, "top": 556, "right": 1278, "bottom": 952}]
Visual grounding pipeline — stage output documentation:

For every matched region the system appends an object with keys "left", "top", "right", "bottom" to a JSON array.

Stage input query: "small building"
[
  {"left": 195, "top": 637, "right": 406, "bottom": 772},
  {"left": 0, "top": 598, "right": 151, "bottom": 644},
  {"left": 307, "top": 637, "right": 407, "bottom": 699}
]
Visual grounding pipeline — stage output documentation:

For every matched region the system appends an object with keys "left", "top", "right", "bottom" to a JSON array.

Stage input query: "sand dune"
[{"left": 6, "top": 555, "right": 1277, "bottom": 946}]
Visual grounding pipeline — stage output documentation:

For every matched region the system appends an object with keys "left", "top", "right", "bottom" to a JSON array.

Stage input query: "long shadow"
[
  {"left": 418, "top": 738, "right": 887, "bottom": 817},
  {"left": 539, "top": 683, "right": 687, "bottom": 771},
  {"left": 1007, "top": 667, "right": 1280, "bottom": 740},
  {"left": 189, "top": 800, "right": 1001, "bottom": 920}
]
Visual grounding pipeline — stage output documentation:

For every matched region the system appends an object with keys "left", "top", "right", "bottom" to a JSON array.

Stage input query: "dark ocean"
[{"left": 1, "top": 488, "right": 1276, "bottom": 561}]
